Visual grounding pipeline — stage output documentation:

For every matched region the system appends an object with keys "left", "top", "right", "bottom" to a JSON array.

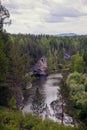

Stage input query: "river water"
[{"left": 23, "top": 73, "right": 73, "bottom": 126}]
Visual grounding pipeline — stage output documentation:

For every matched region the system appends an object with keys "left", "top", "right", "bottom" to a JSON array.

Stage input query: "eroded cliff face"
[{"left": 31, "top": 56, "right": 48, "bottom": 76}]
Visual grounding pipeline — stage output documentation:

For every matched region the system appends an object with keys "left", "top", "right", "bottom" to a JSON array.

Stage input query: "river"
[{"left": 23, "top": 73, "right": 73, "bottom": 126}]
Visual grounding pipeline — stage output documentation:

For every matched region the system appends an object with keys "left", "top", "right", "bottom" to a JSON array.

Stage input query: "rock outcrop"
[
  {"left": 26, "top": 82, "right": 32, "bottom": 89},
  {"left": 31, "top": 56, "right": 48, "bottom": 76}
]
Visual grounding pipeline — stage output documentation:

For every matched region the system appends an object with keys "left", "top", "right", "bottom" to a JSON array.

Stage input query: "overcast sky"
[{"left": 2, "top": 0, "right": 87, "bottom": 34}]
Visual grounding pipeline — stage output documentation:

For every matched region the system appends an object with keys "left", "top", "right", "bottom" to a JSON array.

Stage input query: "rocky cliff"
[{"left": 31, "top": 56, "right": 48, "bottom": 76}]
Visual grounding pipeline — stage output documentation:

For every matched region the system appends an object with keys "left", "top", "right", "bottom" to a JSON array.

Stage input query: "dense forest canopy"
[
  {"left": 1, "top": 33, "right": 87, "bottom": 107},
  {"left": 1, "top": 32, "right": 87, "bottom": 129}
]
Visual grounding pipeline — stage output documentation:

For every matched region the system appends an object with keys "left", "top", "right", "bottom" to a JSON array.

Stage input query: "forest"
[
  {"left": 0, "top": 1, "right": 87, "bottom": 130},
  {"left": 0, "top": 32, "right": 87, "bottom": 130}
]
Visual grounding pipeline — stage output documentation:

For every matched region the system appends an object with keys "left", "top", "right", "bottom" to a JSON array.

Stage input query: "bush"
[{"left": 0, "top": 107, "right": 79, "bottom": 130}]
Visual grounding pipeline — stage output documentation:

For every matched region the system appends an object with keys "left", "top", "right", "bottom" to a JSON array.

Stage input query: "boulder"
[{"left": 26, "top": 82, "right": 32, "bottom": 89}]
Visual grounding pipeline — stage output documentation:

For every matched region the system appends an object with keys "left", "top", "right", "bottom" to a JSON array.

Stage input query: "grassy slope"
[{"left": 0, "top": 107, "right": 81, "bottom": 130}]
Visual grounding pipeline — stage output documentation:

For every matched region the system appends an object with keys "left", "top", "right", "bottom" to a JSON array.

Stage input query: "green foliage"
[
  {"left": 67, "top": 72, "right": 81, "bottom": 85},
  {"left": 70, "top": 54, "right": 85, "bottom": 73},
  {"left": 0, "top": 34, "right": 10, "bottom": 107},
  {"left": 0, "top": 107, "right": 79, "bottom": 130},
  {"left": 8, "top": 97, "right": 16, "bottom": 109},
  {"left": 66, "top": 72, "right": 87, "bottom": 120},
  {"left": 0, "top": 50, "right": 8, "bottom": 80},
  {"left": 0, "top": 107, "right": 23, "bottom": 130},
  {"left": 0, "top": 35, "right": 8, "bottom": 82},
  {"left": 4, "top": 34, "right": 87, "bottom": 75},
  {"left": 0, "top": 86, "right": 13, "bottom": 106},
  {"left": 31, "top": 88, "right": 45, "bottom": 115},
  {"left": 1, "top": 32, "right": 87, "bottom": 128}
]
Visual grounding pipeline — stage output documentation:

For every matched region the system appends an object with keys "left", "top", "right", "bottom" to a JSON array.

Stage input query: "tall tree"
[
  {"left": 31, "top": 88, "right": 45, "bottom": 115},
  {"left": 70, "top": 53, "right": 85, "bottom": 73},
  {"left": 0, "top": 0, "right": 10, "bottom": 32},
  {"left": 7, "top": 41, "right": 26, "bottom": 109}
]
